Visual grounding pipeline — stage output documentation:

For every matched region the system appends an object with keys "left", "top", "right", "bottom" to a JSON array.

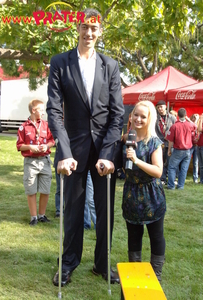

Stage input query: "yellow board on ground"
[{"left": 117, "top": 262, "right": 167, "bottom": 300}]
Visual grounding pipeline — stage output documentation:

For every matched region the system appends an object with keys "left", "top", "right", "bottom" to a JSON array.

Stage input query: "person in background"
[
  {"left": 122, "top": 112, "right": 132, "bottom": 144},
  {"left": 169, "top": 110, "right": 178, "bottom": 118},
  {"left": 117, "top": 112, "right": 133, "bottom": 180},
  {"left": 155, "top": 101, "right": 176, "bottom": 185},
  {"left": 54, "top": 158, "right": 61, "bottom": 218},
  {"left": 54, "top": 139, "right": 65, "bottom": 218},
  {"left": 84, "top": 170, "right": 96, "bottom": 229},
  {"left": 55, "top": 153, "right": 95, "bottom": 225},
  {"left": 122, "top": 100, "right": 166, "bottom": 283},
  {"left": 190, "top": 114, "right": 199, "bottom": 183},
  {"left": 197, "top": 114, "right": 203, "bottom": 183},
  {"left": 47, "top": 8, "right": 124, "bottom": 286},
  {"left": 169, "top": 110, "right": 180, "bottom": 183},
  {"left": 55, "top": 153, "right": 96, "bottom": 225},
  {"left": 16, "top": 99, "right": 55, "bottom": 226},
  {"left": 166, "top": 108, "right": 197, "bottom": 190}
]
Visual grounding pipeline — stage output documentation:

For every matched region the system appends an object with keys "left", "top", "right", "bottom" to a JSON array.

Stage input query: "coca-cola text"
[{"left": 175, "top": 90, "right": 196, "bottom": 100}]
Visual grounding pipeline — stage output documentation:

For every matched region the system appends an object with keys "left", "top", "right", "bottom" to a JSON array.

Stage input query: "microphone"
[{"left": 125, "top": 130, "right": 137, "bottom": 170}]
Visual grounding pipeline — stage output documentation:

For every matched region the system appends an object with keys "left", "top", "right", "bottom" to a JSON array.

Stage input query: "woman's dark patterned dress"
[{"left": 122, "top": 136, "right": 166, "bottom": 225}]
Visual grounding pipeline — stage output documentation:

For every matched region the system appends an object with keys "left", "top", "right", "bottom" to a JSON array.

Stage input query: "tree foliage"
[
  {"left": 0, "top": 0, "right": 203, "bottom": 88},
  {"left": 165, "top": 25, "right": 203, "bottom": 81}
]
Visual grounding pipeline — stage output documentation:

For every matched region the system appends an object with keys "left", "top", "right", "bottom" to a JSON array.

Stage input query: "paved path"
[{"left": 0, "top": 132, "right": 17, "bottom": 137}]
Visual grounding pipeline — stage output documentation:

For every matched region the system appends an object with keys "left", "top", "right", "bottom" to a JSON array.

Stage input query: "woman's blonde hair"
[
  {"left": 127, "top": 112, "right": 132, "bottom": 132},
  {"left": 169, "top": 110, "right": 178, "bottom": 117},
  {"left": 190, "top": 113, "right": 199, "bottom": 123},
  {"left": 131, "top": 100, "right": 157, "bottom": 143}
]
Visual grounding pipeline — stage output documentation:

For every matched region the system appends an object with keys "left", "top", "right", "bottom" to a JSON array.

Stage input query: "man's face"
[
  {"left": 157, "top": 104, "right": 166, "bottom": 116},
  {"left": 77, "top": 17, "right": 102, "bottom": 50}
]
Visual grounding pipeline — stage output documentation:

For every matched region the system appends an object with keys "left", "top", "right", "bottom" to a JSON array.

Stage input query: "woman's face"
[{"left": 132, "top": 105, "right": 149, "bottom": 131}]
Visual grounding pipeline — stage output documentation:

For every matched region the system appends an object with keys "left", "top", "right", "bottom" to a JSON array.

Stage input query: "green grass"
[{"left": 0, "top": 136, "right": 203, "bottom": 299}]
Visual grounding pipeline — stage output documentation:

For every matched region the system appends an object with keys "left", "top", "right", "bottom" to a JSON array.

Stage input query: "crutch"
[
  {"left": 58, "top": 173, "right": 64, "bottom": 299},
  {"left": 107, "top": 173, "right": 111, "bottom": 296},
  {"left": 100, "top": 164, "right": 111, "bottom": 295}
]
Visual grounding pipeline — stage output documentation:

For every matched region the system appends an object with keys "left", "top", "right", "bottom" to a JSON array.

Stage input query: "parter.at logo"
[{"left": 1, "top": 1, "right": 101, "bottom": 32}]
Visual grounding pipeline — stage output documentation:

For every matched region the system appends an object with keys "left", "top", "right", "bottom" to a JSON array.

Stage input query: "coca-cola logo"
[
  {"left": 138, "top": 92, "right": 156, "bottom": 101},
  {"left": 175, "top": 90, "right": 196, "bottom": 100}
]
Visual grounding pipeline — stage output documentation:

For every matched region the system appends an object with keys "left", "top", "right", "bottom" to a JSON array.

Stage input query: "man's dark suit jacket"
[{"left": 47, "top": 48, "right": 124, "bottom": 172}]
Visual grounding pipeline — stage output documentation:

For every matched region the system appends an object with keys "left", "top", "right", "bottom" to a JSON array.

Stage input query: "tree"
[
  {"left": 165, "top": 24, "right": 203, "bottom": 80},
  {"left": 0, "top": 0, "right": 203, "bottom": 88}
]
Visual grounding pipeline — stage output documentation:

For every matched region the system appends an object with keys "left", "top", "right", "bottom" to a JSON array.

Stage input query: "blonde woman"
[{"left": 122, "top": 100, "right": 166, "bottom": 282}]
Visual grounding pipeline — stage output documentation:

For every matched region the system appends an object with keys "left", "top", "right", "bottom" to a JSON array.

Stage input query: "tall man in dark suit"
[{"left": 47, "top": 8, "right": 124, "bottom": 286}]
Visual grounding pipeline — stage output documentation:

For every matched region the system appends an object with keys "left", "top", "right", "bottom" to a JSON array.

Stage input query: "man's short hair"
[
  {"left": 178, "top": 108, "right": 186, "bottom": 118},
  {"left": 83, "top": 8, "right": 102, "bottom": 25},
  {"left": 28, "top": 99, "right": 44, "bottom": 114}
]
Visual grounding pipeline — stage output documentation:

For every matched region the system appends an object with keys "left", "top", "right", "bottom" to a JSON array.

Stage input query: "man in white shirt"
[{"left": 47, "top": 8, "right": 124, "bottom": 287}]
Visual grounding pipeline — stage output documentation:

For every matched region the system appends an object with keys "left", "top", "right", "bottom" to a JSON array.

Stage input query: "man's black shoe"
[
  {"left": 92, "top": 266, "right": 120, "bottom": 284},
  {"left": 53, "top": 270, "right": 72, "bottom": 287},
  {"left": 29, "top": 219, "right": 38, "bottom": 226}
]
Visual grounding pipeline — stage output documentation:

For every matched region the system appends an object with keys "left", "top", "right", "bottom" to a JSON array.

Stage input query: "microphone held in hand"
[{"left": 125, "top": 130, "right": 137, "bottom": 170}]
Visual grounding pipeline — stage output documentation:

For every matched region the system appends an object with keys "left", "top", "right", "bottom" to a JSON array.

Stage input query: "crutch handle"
[{"left": 100, "top": 163, "right": 104, "bottom": 170}]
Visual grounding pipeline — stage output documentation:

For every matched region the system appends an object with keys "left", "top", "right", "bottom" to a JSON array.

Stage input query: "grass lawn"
[{"left": 0, "top": 135, "right": 203, "bottom": 300}]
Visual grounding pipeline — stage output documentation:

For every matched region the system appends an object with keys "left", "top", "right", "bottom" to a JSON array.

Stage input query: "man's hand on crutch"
[
  {"left": 57, "top": 158, "right": 78, "bottom": 176},
  {"left": 95, "top": 159, "right": 115, "bottom": 176}
]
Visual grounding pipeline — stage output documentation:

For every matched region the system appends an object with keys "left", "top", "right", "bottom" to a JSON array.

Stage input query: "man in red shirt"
[
  {"left": 166, "top": 108, "right": 196, "bottom": 189},
  {"left": 17, "top": 99, "right": 55, "bottom": 225}
]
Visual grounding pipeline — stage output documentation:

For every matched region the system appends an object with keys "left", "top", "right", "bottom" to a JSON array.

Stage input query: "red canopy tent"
[
  {"left": 122, "top": 66, "right": 197, "bottom": 105},
  {"left": 168, "top": 81, "right": 203, "bottom": 116}
]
